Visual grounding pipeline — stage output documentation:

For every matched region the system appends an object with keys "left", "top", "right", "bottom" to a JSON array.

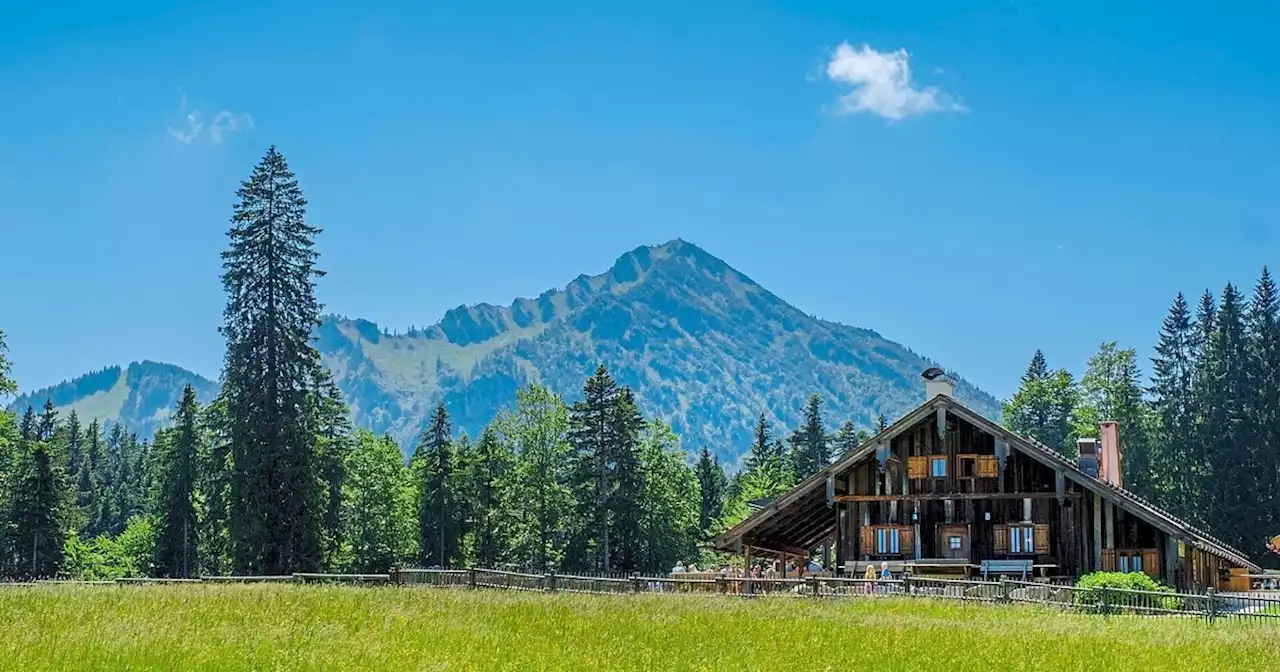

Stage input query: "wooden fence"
[
  {"left": 387, "top": 568, "right": 1280, "bottom": 622},
  {"left": 9, "top": 568, "right": 1279, "bottom": 623}
]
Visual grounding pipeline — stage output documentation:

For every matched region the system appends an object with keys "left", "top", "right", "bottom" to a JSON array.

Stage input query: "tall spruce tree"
[
  {"left": 1202, "top": 283, "right": 1250, "bottom": 549},
  {"left": 199, "top": 399, "right": 233, "bottom": 575},
  {"left": 63, "top": 410, "right": 82, "bottom": 479},
  {"left": 608, "top": 388, "right": 645, "bottom": 572},
  {"left": 9, "top": 430, "right": 70, "bottom": 578},
  {"left": 153, "top": 385, "right": 202, "bottom": 578},
  {"left": 219, "top": 146, "right": 326, "bottom": 574},
  {"left": 312, "top": 368, "right": 352, "bottom": 570},
  {"left": 790, "top": 394, "right": 829, "bottom": 479},
  {"left": 415, "top": 403, "right": 460, "bottom": 567},
  {"left": 567, "top": 366, "right": 621, "bottom": 571},
  {"left": 1150, "top": 293, "right": 1196, "bottom": 516},
  {"left": 876, "top": 413, "right": 889, "bottom": 434},
  {"left": 833, "top": 420, "right": 861, "bottom": 458},
  {"left": 1245, "top": 268, "right": 1280, "bottom": 552},
  {"left": 694, "top": 446, "right": 726, "bottom": 536}
]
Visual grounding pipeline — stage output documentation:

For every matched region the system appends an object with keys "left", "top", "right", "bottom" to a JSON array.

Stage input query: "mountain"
[
  {"left": 13, "top": 240, "right": 1000, "bottom": 464},
  {"left": 9, "top": 361, "right": 219, "bottom": 440},
  {"left": 318, "top": 239, "right": 1000, "bottom": 463}
]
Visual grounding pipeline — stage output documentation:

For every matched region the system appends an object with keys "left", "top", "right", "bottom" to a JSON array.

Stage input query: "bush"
[
  {"left": 62, "top": 516, "right": 156, "bottom": 580},
  {"left": 1074, "top": 571, "right": 1181, "bottom": 612}
]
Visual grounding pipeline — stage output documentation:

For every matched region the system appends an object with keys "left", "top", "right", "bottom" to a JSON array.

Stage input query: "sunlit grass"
[{"left": 1, "top": 584, "right": 1276, "bottom": 671}]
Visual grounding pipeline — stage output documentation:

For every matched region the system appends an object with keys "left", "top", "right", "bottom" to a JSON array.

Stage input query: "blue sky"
[{"left": 2, "top": 0, "right": 1278, "bottom": 401}]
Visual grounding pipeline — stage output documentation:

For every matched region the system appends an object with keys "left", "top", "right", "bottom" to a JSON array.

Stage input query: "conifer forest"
[{"left": 0, "top": 147, "right": 1276, "bottom": 581}]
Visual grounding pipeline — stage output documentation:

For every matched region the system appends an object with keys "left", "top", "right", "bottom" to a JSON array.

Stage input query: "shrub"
[{"left": 1074, "top": 571, "right": 1181, "bottom": 612}]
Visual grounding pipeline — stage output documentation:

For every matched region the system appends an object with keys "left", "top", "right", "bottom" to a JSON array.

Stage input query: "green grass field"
[{"left": 1, "top": 585, "right": 1276, "bottom": 671}]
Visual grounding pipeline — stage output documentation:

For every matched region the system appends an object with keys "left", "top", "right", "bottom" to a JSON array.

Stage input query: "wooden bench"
[
  {"left": 907, "top": 558, "right": 974, "bottom": 579},
  {"left": 847, "top": 561, "right": 907, "bottom": 576},
  {"left": 980, "top": 559, "right": 1033, "bottom": 581}
]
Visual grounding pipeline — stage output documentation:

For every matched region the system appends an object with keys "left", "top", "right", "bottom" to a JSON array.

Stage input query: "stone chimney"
[{"left": 1098, "top": 421, "right": 1123, "bottom": 488}]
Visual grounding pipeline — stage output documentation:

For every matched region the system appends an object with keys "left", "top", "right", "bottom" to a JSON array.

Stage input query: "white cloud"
[
  {"left": 167, "top": 90, "right": 254, "bottom": 143},
  {"left": 825, "top": 43, "right": 964, "bottom": 121}
]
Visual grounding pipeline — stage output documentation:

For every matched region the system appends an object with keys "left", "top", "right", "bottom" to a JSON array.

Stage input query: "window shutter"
[
  {"left": 1033, "top": 524, "right": 1050, "bottom": 554},
  {"left": 907, "top": 456, "right": 927, "bottom": 480},
  {"left": 977, "top": 455, "right": 998, "bottom": 478},
  {"left": 860, "top": 526, "right": 874, "bottom": 555},
  {"left": 993, "top": 525, "right": 1009, "bottom": 555},
  {"left": 1142, "top": 549, "right": 1161, "bottom": 578},
  {"left": 1102, "top": 548, "right": 1116, "bottom": 572},
  {"left": 899, "top": 526, "right": 915, "bottom": 556}
]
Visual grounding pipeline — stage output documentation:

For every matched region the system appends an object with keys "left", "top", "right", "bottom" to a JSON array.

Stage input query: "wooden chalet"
[{"left": 713, "top": 374, "right": 1260, "bottom": 592}]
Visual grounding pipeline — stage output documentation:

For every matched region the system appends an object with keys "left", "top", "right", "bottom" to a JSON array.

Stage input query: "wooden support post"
[
  {"left": 468, "top": 567, "right": 477, "bottom": 589},
  {"left": 1103, "top": 500, "right": 1115, "bottom": 550},
  {"left": 1092, "top": 492, "right": 1103, "bottom": 571},
  {"left": 1165, "top": 534, "right": 1179, "bottom": 589}
]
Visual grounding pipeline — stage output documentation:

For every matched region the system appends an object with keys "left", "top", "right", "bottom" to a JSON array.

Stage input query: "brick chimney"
[{"left": 1098, "top": 421, "right": 1123, "bottom": 488}]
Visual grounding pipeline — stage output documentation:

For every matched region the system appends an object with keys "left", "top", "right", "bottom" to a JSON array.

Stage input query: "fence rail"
[
  {"left": 385, "top": 568, "right": 1280, "bottom": 623},
  {"left": 14, "top": 568, "right": 1279, "bottom": 623}
]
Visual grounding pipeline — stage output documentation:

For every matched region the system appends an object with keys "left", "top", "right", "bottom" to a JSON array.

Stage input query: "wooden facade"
[{"left": 714, "top": 392, "right": 1259, "bottom": 592}]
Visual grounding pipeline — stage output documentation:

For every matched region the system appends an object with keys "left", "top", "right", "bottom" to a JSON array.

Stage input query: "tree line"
[
  {"left": 0, "top": 147, "right": 885, "bottom": 580},
  {"left": 1004, "top": 271, "right": 1280, "bottom": 565}
]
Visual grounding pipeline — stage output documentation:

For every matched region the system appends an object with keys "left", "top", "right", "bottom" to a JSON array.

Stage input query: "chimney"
[
  {"left": 1076, "top": 438, "right": 1099, "bottom": 478},
  {"left": 1098, "top": 421, "right": 1123, "bottom": 488},
  {"left": 921, "top": 367, "right": 954, "bottom": 400}
]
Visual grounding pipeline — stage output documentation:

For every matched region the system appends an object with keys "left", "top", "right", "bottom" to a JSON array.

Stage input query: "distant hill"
[
  {"left": 9, "top": 361, "right": 219, "bottom": 439},
  {"left": 13, "top": 240, "right": 1000, "bottom": 464}
]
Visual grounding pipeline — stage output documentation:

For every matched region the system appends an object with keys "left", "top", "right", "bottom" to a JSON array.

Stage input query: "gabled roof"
[{"left": 713, "top": 394, "right": 1261, "bottom": 572}]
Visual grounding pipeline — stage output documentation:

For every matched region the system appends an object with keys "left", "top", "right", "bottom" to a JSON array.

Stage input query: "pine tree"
[
  {"left": 0, "top": 330, "right": 16, "bottom": 400},
  {"left": 199, "top": 399, "right": 233, "bottom": 575},
  {"left": 790, "top": 394, "right": 829, "bottom": 479},
  {"left": 219, "top": 146, "right": 327, "bottom": 575},
  {"left": 1202, "top": 283, "right": 1250, "bottom": 549},
  {"left": 9, "top": 433, "right": 71, "bottom": 578},
  {"left": 19, "top": 406, "right": 36, "bottom": 442},
  {"left": 745, "top": 414, "right": 772, "bottom": 472},
  {"left": 64, "top": 411, "right": 82, "bottom": 478},
  {"left": 567, "top": 366, "right": 620, "bottom": 571},
  {"left": 833, "top": 420, "right": 861, "bottom": 458},
  {"left": 694, "top": 446, "right": 726, "bottom": 536},
  {"left": 608, "top": 388, "right": 645, "bottom": 572},
  {"left": 311, "top": 368, "right": 352, "bottom": 570},
  {"left": 1150, "top": 293, "right": 1196, "bottom": 516},
  {"left": 153, "top": 385, "right": 202, "bottom": 578},
  {"left": 876, "top": 414, "right": 889, "bottom": 434},
  {"left": 1245, "top": 268, "right": 1280, "bottom": 552},
  {"left": 1004, "top": 352, "right": 1079, "bottom": 454},
  {"left": 467, "top": 426, "right": 511, "bottom": 567},
  {"left": 415, "top": 403, "right": 459, "bottom": 568}
]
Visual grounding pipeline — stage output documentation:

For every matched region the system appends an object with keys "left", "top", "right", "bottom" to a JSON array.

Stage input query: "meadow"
[{"left": 1, "top": 584, "right": 1277, "bottom": 671}]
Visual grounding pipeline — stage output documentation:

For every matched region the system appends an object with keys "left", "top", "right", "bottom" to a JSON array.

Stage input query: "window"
[
  {"left": 1119, "top": 554, "right": 1130, "bottom": 573},
  {"left": 876, "top": 527, "right": 900, "bottom": 554},
  {"left": 1009, "top": 526, "right": 1035, "bottom": 554},
  {"left": 930, "top": 457, "right": 947, "bottom": 478},
  {"left": 948, "top": 536, "right": 962, "bottom": 550},
  {"left": 958, "top": 455, "right": 977, "bottom": 478}
]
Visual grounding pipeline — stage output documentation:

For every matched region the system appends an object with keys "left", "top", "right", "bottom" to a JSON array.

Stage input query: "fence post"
[
  {"left": 809, "top": 575, "right": 819, "bottom": 598},
  {"left": 632, "top": 572, "right": 642, "bottom": 594},
  {"left": 389, "top": 566, "right": 400, "bottom": 585},
  {"left": 902, "top": 575, "right": 912, "bottom": 596},
  {"left": 1206, "top": 587, "right": 1217, "bottom": 623},
  {"left": 716, "top": 575, "right": 727, "bottom": 595},
  {"left": 468, "top": 567, "right": 477, "bottom": 589},
  {"left": 1098, "top": 586, "right": 1111, "bottom": 616},
  {"left": 545, "top": 572, "right": 557, "bottom": 593},
  {"left": 999, "top": 578, "right": 1010, "bottom": 603}
]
